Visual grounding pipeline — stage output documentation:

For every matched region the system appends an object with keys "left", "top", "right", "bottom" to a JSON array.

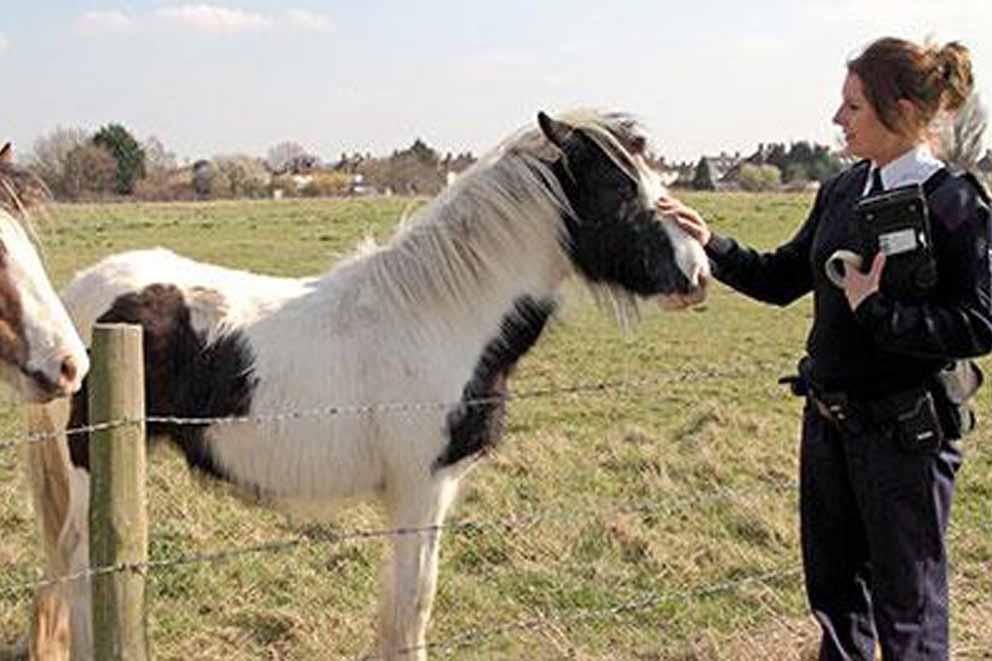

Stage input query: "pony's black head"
[{"left": 537, "top": 111, "right": 708, "bottom": 306}]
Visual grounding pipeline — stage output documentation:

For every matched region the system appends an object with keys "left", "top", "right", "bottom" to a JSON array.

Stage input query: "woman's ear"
[{"left": 895, "top": 99, "right": 923, "bottom": 139}]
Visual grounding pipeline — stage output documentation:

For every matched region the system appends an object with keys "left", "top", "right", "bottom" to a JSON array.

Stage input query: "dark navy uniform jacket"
[{"left": 705, "top": 161, "right": 992, "bottom": 399}]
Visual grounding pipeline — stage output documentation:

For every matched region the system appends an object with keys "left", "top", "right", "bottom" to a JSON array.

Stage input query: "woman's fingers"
[{"left": 657, "top": 197, "right": 710, "bottom": 245}]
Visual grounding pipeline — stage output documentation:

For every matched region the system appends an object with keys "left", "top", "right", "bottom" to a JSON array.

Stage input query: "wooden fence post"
[{"left": 88, "top": 323, "right": 148, "bottom": 661}]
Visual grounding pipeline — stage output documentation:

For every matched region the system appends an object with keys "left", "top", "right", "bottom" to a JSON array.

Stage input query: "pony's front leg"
[
  {"left": 378, "top": 477, "right": 459, "bottom": 661},
  {"left": 60, "top": 468, "right": 93, "bottom": 661}
]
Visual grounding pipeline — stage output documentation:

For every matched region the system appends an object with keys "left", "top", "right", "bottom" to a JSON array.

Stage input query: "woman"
[{"left": 659, "top": 38, "right": 991, "bottom": 660}]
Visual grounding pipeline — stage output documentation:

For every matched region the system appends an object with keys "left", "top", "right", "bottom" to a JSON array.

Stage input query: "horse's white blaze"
[
  {"left": 0, "top": 212, "right": 88, "bottom": 397},
  {"left": 660, "top": 214, "right": 709, "bottom": 287},
  {"left": 634, "top": 155, "right": 710, "bottom": 288}
]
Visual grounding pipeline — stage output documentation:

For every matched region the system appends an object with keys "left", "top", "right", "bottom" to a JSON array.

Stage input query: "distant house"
[
  {"left": 705, "top": 152, "right": 744, "bottom": 184},
  {"left": 349, "top": 173, "right": 376, "bottom": 196},
  {"left": 670, "top": 163, "right": 697, "bottom": 187},
  {"left": 717, "top": 146, "right": 772, "bottom": 186},
  {"left": 689, "top": 152, "right": 743, "bottom": 190}
]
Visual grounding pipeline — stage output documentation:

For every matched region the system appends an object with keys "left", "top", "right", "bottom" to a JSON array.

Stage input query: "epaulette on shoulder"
[
  {"left": 960, "top": 171, "right": 991, "bottom": 205},
  {"left": 823, "top": 159, "right": 868, "bottom": 199}
]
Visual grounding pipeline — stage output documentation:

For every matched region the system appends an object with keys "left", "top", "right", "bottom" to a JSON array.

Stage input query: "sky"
[{"left": 3, "top": 1, "right": 991, "bottom": 165}]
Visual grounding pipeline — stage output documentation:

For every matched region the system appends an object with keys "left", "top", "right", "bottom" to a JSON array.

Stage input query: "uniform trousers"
[{"left": 800, "top": 401, "right": 962, "bottom": 660}]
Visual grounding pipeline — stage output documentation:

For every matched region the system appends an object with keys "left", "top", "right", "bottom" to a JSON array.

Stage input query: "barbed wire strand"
[
  {"left": 0, "top": 476, "right": 800, "bottom": 597},
  {"left": 2, "top": 475, "right": 984, "bottom": 600},
  {"left": 0, "top": 364, "right": 778, "bottom": 453}
]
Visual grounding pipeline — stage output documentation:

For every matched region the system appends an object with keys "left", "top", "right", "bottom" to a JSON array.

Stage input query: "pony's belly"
[{"left": 202, "top": 418, "right": 384, "bottom": 501}]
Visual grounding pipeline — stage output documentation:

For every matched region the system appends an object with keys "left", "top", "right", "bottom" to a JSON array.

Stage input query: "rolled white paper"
[{"left": 825, "top": 250, "right": 863, "bottom": 289}]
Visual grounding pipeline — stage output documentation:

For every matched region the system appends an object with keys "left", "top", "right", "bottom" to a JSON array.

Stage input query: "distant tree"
[
  {"left": 62, "top": 144, "right": 117, "bottom": 199},
  {"left": 28, "top": 126, "right": 90, "bottom": 198},
  {"left": 93, "top": 124, "right": 146, "bottom": 194},
  {"left": 211, "top": 155, "right": 271, "bottom": 198},
  {"left": 143, "top": 135, "right": 177, "bottom": 175},
  {"left": 785, "top": 162, "right": 810, "bottom": 183},
  {"left": 266, "top": 141, "right": 310, "bottom": 173},
  {"left": 758, "top": 140, "right": 842, "bottom": 184},
  {"left": 737, "top": 163, "right": 781, "bottom": 192},
  {"left": 692, "top": 157, "right": 716, "bottom": 190},
  {"left": 764, "top": 143, "right": 789, "bottom": 173},
  {"left": 298, "top": 171, "right": 352, "bottom": 197},
  {"left": 192, "top": 160, "right": 213, "bottom": 198},
  {"left": 401, "top": 138, "right": 440, "bottom": 164},
  {"left": 447, "top": 152, "right": 476, "bottom": 174}
]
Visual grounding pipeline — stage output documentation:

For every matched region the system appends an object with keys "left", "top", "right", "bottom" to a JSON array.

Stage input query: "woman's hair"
[{"left": 848, "top": 37, "right": 974, "bottom": 138}]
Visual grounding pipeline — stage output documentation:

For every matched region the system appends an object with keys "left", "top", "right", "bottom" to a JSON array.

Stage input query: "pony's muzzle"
[
  {"left": 657, "top": 272, "right": 707, "bottom": 310},
  {"left": 21, "top": 352, "right": 88, "bottom": 402}
]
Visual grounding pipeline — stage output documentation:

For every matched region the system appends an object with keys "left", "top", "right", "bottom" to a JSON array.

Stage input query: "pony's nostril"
[{"left": 60, "top": 355, "right": 78, "bottom": 384}]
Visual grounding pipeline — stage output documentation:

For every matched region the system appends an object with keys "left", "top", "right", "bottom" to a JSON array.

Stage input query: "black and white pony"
[{"left": 29, "top": 111, "right": 708, "bottom": 659}]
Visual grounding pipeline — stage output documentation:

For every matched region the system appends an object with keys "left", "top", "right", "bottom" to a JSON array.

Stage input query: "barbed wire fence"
[{"left": 0, "top": 338, "right": 990, "bottom": 660}]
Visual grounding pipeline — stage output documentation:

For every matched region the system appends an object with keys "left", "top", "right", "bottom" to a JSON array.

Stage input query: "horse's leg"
[
  {"left": 29, "top": 584, "right": 70, "bottom": 661},
  {"left": 24, "top": 402, "right": 93, "bottom": 661},
  {"left": 378, "top": 476, "right": 459, "bottom": 661},
  {"left": 24, "top": 403, "right": 71, "bottom": 576},
  {"left": 59, "top": 469, "right": 92, "bottom": 661}
]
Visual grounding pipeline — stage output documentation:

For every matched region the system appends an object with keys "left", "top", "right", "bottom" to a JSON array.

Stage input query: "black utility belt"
[
  {"left": 784, "top": 355, "right": 982, "bottom": 449},
  {"left": 809, "top": 385, "right": 947, "bottom": 453}
]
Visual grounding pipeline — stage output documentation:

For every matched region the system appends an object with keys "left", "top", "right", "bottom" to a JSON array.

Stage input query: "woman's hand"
[
  {"left": 657, "top": 195, "right": 712, "bottom": 247},
  {"left": 844, "top": 252, "right": 885, "bottom": 310}
]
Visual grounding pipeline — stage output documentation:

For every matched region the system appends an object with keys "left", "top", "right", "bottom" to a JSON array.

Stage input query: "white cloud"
[
  {"left": 75, "top": 10, "right": 134, "bottom": 36},
  {"left": 285, "top": 9, "right": 334, "bottom": 33},
  {"left": 0, "top": 33, "right": 8, "bottom": 52},
  {"left": 154, "top": 4, "right": 272, "bottom": 33}
]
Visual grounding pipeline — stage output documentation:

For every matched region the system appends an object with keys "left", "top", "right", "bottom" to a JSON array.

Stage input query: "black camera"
[
  {"left": 855, "top": 183, "right": 937, "bottom": 301},
  {"left": 826, "top": 183, "right": 937, "bottom": 302}
]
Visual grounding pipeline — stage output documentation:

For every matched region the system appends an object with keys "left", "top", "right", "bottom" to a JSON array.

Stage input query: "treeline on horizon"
[{"left": 17, "top": 118, "right": 992, "bottom": 202}]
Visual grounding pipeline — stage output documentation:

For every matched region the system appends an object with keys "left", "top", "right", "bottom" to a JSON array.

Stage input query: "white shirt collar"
[{"left": 864, "top": 144, "right": 944, "bottom": 196}]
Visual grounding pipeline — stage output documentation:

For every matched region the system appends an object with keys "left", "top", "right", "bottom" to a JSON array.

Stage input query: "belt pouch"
[{"left": 873, "top": 389, "right": 944, "bottom": 453}]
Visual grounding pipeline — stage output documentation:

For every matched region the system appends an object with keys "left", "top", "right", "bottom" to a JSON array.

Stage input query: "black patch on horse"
[
  {"left": 435, "top": 295, "right": 555, "bottom": 469},
  {"left": 67, "top": 284, "right": 258, "bottom": 486},
  {"left": 548, "top": 139, "right": 692, "bottom": 296}
]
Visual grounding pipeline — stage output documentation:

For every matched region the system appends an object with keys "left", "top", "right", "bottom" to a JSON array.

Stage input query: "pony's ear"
[
  {"left": 537, "top": 112, "right": 574, "bottom": 151},
  {"left": 0, "top": 143, "right": 11, "bottom": 164}
]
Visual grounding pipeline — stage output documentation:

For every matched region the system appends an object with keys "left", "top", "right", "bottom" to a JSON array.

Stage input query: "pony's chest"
[{"left": 433, "top": 295, "right": 556, "bottom": 469}]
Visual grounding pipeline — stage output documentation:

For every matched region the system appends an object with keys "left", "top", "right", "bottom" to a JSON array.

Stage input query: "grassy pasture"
[{"left": 0, "top": 193, "right": 989, "bottom": 659}]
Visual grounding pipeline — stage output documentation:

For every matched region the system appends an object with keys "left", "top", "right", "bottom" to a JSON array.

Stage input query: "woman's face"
[{"left": 832, "top": 72, "right": 913, "bottom": 165}]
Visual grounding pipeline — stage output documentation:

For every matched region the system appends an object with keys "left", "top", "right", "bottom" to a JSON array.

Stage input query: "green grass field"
[{"left": 0, "top": 193, "right": 989, "bottom": 659}]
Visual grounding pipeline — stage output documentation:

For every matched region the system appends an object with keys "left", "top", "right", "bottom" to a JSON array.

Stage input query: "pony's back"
[{"left": 62, "top": 247, "right": 313, "bottom": 345}]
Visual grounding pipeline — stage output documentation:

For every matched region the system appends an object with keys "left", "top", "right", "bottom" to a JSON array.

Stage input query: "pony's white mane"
[{"left": 360, "top": 110, "right": 652, "bottom": 324}]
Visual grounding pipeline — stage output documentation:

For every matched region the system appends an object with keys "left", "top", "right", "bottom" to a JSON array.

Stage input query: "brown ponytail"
[
  {"left": 848, "top": 37, "right": 975, "bottom": 138},
  {"left": 933, "top": 41, "right": 974, "bottom": 113}
]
